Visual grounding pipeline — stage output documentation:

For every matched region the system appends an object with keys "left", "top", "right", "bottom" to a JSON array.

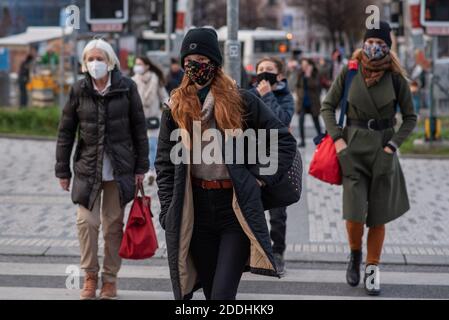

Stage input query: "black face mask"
[{"left": 256, "top": 72, "right": 278, "bottom": 85}]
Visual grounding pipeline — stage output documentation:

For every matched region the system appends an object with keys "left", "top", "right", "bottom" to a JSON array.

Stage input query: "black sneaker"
[
  {"left": 346, "top": 250, "right": 362, "bottom": 287},
  {"left": 364, "top": 264, "right": 381, "bottom": 296},
  {"left": 273, "top": 253, "right": 286, "bottom": 277},
  {"left": 298, "top": 141, "right": 306, "bottom": 148}
]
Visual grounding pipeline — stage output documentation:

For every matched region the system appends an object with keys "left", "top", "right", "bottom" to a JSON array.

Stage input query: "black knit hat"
[
  {"left": 363, "top": 21, "right": 392, "bottom": 48},
  {"left": 180, "top": 27, "right": 223, "bottom": 67}
]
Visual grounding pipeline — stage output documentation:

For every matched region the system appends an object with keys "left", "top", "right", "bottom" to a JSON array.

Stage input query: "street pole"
[
  {"left": 165, "top": 0, "right": 173, "bottom": 56},
  {"left": 225, "top": 0, "right": 241, "bottom": 86}
]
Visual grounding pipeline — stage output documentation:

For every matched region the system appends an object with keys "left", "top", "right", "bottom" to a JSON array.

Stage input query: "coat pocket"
[
  {"left": 337, "top": 148, "right": 358, "bottom": 179},
  {"left": 376, "top": 150, "right": 395, "bottom": 176}
]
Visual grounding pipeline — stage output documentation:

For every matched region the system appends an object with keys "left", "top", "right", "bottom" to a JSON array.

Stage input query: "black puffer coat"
[
  {"left": 155, "top": 89, "right": 297, "bottom": 300},
  {"left": 55, "top": 69, "right": 149, "bottom": 210}
]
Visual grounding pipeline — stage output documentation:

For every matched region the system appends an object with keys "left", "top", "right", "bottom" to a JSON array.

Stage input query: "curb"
[
  {"left": 401, "top": 154, "right": 449, "bottom": 160},
  {"left": 0, "top": 134, "right": 57, "bottom": 141},
  {"left": 1, "top": 246, "right": 448, "bottom": 267}
]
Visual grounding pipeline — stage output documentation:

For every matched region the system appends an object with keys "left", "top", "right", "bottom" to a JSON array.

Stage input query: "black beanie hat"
[
  {"left": 363, "top": 21, "right": 392, "bottom": 48},
  {"left": 180, "top": 27, "right": 223, "bottom": 68}
]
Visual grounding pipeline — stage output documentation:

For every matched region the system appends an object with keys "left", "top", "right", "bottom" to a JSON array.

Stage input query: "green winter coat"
[{"left": 321, "top": 64, "right": 417, "bottom": 227}]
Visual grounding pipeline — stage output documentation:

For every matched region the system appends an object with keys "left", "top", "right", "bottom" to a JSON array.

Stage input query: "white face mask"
[
  {"left": 133, "top": 65, "right": 146, "bottom": 75},
  {"left": 87, "top": 60, "right": 108, "bottom": 79}
]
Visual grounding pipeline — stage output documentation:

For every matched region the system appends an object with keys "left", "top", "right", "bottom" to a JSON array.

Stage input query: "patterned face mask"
[
  {"left": 363, "top": 42, "right": 390, "bottom": 60},
  {"left": 185, "top": 60, "right": 217, "bottom": 86}
]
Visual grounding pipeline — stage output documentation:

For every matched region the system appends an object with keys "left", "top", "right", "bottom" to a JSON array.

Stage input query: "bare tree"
[
  {"left": 294, "top": 0, "right": 382, "bottom": 52},
  {"left": 192, "top": 0, "right": 280, "bottom": 29}
]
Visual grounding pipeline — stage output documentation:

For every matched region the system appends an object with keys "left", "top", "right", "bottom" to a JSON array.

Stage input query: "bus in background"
[{"left": 216, "top": 27, "right": 292, "bottom": 79}]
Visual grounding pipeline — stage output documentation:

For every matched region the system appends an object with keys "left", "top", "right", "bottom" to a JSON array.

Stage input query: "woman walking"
[
  {"left": 321, "top": 21, "right": 417, "bottom": 295},
  {"left": 296, "top": 58, "right": 323, "bottom": 148},
  {"left": 250, "top": 57, "right": 295, "bottom": 275},
  {"left": 55, "top": 39, "right": 149, "bottom": 300},
  {"left": 132, "top": 56, "right": 169, "bottom": 185},
  {"left": 155, "top": 28, "right": 297, "bottom": 300}
]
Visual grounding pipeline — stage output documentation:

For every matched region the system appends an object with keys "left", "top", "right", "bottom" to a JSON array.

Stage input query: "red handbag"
[
  {"left": 309, "top": 134, "right": 342, "bottom": 185},
  {"left": 119, "top": 184, "right": 158, "bottom": 259},
  {"left": 308, "top": 60, "right": 359, "bottom": 185}
]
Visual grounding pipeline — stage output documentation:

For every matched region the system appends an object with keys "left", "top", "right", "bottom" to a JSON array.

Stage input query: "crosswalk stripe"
[
  {"left": 0, "top": 262, "right": 448, "bottom": 287},
  {"left": 0, "top": 287, "right": 429, "bottom": 300}
]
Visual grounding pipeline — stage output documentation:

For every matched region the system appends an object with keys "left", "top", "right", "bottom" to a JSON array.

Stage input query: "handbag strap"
[
  {"left": 134, "top": 182, "right": 146, "bottom": 199},
  {"left": 337, "top": 60, "right": 359, "bottom": 128}
]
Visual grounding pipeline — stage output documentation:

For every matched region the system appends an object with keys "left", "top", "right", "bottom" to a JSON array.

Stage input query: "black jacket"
[
  {"left": 155, "top": 89, "right": 297, "bottom": 299},
  {"left": 249, "top": 79, "right": 295, "bottom": 126},
  {"left": 55, "top": 69, "right": 149, "bottom": 210}
]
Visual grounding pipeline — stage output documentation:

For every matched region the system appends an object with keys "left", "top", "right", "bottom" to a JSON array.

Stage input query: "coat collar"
[
  {"left": 348, "top": 66, "right": 396, "bottom": 118},
  {"left": 81, "top": 68, "right": 128, "bottom": 96}
]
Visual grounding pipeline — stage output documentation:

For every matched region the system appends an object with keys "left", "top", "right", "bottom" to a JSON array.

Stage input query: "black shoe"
[
  {"left": 298, "top": 141, "right": 306, "bottom": 148},
  {"left": 273, "top": 253, "right": 286, "bottom": 277},
  {"left": 346, "top": 250, "right": 362, "bottom": 287},
  {"left": 364, "top": 264, "right": 381, "bottom": 296}
]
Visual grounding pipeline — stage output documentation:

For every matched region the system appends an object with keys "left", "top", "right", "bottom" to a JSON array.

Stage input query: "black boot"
[
  {"left": 346, "top": 250, "right": 362, "bottom": 287},
  {"left": 273, "top": 253, "right": 286, "bottom": 277},
  {"left": 364, "top": 264, "right": 381, "bottom": 296}
]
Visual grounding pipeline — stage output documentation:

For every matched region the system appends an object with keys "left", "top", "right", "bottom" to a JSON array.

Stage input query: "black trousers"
[
  {"left": 298, "top": 109, "right": 322, "bottom": 143},
  {"left": 269, "top": 207, "right": 287, "bottom": 255},
  {"left": 190, "top": 186, "right": 250, "bottom": 300}
]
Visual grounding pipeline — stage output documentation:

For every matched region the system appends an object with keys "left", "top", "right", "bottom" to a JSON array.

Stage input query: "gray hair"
[{"left": 81, "top": 39, "right": 120, "bottom": 73}]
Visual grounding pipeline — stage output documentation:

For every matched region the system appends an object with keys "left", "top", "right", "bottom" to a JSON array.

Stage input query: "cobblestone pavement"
[{"left": 1, "top": 120, "right": 449, "bottom": 264}]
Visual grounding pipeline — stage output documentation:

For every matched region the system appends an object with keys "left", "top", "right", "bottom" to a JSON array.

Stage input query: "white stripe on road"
[
  {"left": 0, "top": 262, "right": 448, "bottom": 286},
  {"left": 0, "top": 287, "right": 427, "bottom": 300}
]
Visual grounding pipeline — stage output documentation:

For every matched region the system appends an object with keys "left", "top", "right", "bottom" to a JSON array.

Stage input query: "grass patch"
[
  {"left": 400, "top": 116, "right": 449, "bottom": 155},
  {"left": 0, "top": 106, "right": 60, "bottom": 138}
]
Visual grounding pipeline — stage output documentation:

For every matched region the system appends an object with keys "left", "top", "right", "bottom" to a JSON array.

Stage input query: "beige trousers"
[{"left": 76, "top": 181, "right": 125, "bottom": 283}]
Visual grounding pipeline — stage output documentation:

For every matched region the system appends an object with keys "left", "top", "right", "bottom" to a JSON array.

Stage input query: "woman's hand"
[
  {"left": 256, "top": 80, "right": 272, "bottom": 97},
  {"left": 384, "top": 146, "right": 394, "bottom": 154},
  {"left": 135, "top": 174, "right": 145, "bottom": 186},
  {"left": 59, "top": 178, "right": 71, "bottom": 191},
  {"left": 334, "top": 138, "right": 348, "bottom": 154}
]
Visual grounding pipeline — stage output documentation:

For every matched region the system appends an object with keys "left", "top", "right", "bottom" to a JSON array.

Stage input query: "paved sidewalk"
[{"left": 0, "top": 117, "right": 449, "bottom": 265}]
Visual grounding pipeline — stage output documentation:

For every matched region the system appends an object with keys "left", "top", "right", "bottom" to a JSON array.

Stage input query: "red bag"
[
  {"left": 308, "top": 60, "right": 359, "bottom": 185},
  {"left": 119, "top": 184, "right": 158, "bottom": 259},
  {"left": 308, "top": 134, "right": 342, "bottom": 185}
]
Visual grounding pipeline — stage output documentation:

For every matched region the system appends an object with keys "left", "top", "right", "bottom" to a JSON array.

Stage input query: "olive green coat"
[{"left": 321, "top": 65, "right": 417, "bottom": 227}]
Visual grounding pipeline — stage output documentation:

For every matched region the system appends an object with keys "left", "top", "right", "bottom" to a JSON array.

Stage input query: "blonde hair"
[
  {"left": 81, "top": 39, "right": 120, "bottom": 73},
  {"left": 352, "top": 48, "right": 408, "bottom": 79}
]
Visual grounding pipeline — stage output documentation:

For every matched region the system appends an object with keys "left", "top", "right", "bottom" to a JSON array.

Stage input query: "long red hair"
[{"left": 170, "top": 68, "right": 244, "bottom": 135}]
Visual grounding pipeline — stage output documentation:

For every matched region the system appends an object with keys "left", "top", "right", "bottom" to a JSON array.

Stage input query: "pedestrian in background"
[
  {"left": 296, "top": 58, "right": 323, "bottom": 148},
  {"left": 155, "top": 27, "right": 297, "bottom": 300},
  {"left": 250, "top": 56, "right": 295, "bottom": 276},
  {"left": 321, "top": 21, "right": 417, "bottom": 296},
  {"left": 55, "top": 39, "right": 149, "bottom": 300},
  {"left": 165, "top": 58, "right": 184, "bottom": 95},
  {"left": 331, "top": 48, "right": 344, "bottom": 81},
  {"left": 132, "top": 56, "right": 169, "bottom": 186},
  {"left": 18, "top": 54, "right": 33, "bottom": 107}
]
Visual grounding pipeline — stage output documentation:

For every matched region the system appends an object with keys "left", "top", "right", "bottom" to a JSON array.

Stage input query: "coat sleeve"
[
  {"left": 55, "top": 86, "right": 79, "bottom": 179},
  {"left": 320, "top": 65, "right": 348, "bottom": 142},
  {"left": 390, "top": 74, "right": 417, "bottom": 148},
  {"left": 155, "top": 109, "right": 176, "bottom": 230},
  {"left": 260, "top": 91, "right": 295, "bottom": 127},
  {"left": 241, "top": 90, "right": 297, "bottom": 186},
  {"left": 128, "top": 80, "right": 149, "bottom": 174}
]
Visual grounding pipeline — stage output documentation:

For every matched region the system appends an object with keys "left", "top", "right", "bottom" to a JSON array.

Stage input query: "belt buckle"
[{"left": 367, "top": 119, "right": 376, "bottom": 131}]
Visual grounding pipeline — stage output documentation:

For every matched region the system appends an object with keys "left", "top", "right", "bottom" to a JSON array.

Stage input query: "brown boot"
[
  {"left": 100, "top": 281, "right": 118, "bottom": 300},
  {"left": 80, "top": 272, "right": 98, "bottom": 300}
]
